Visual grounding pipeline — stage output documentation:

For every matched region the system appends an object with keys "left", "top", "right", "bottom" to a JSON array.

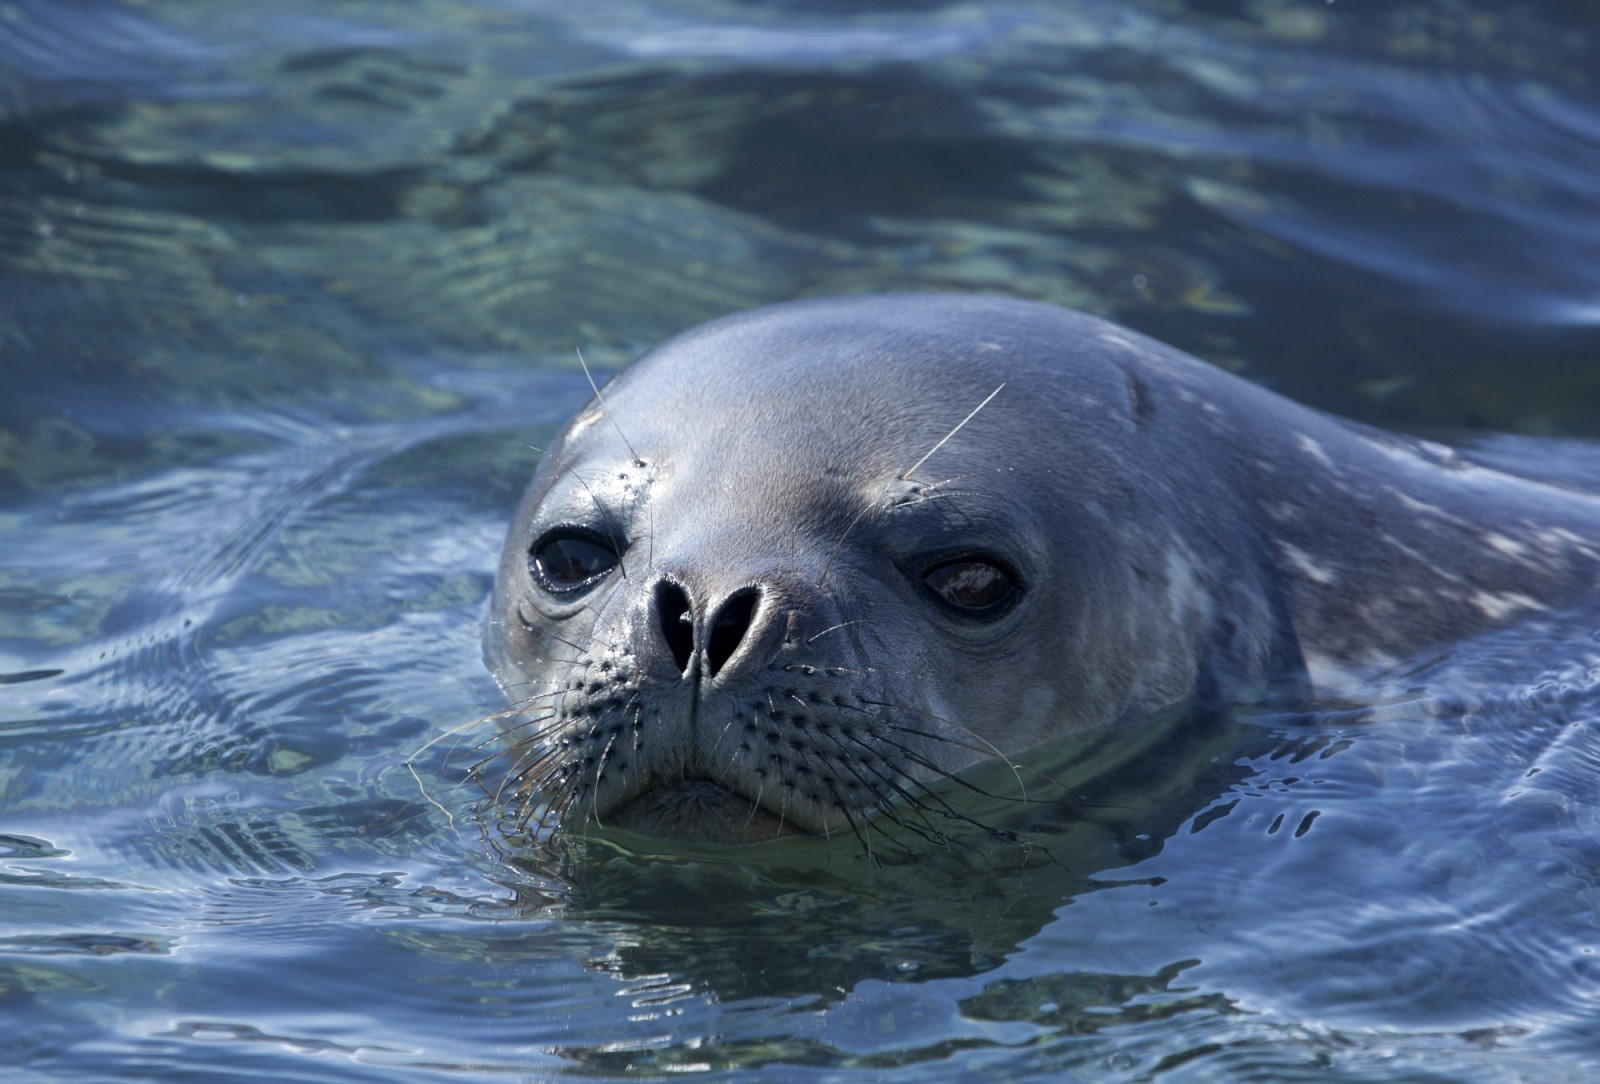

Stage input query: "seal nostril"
[
  {"left": 706, "top": 589, "right": 760, "bottom": 679},
  {"left": 655, "top": 581, "right": 694, "bottom": 675}
]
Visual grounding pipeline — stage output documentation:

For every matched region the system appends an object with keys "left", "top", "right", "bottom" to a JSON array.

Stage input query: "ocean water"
[{"left": 4, "top": 1, "right": 1600, "bottom": 1079}]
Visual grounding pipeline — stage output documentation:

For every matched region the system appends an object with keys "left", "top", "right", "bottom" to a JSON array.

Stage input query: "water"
[{"left": 4, "top": 0, "right": 1600, "bottom": 1078}]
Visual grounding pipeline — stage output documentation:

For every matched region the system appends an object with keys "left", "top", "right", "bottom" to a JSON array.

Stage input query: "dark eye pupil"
[
  {"left": 531, "top": 534, "right": 619, "bottom": 592},
  {"left": 923, "top": 560, "right": 1014, "bottom": 614}
]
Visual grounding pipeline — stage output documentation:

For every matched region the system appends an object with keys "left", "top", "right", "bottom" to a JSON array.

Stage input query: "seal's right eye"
[
  {"left": 921, "top": 557, "right": 1019, "bottom": 620},
  {"left": 529, "top": 531, "right": 620, "bottom": 595}
]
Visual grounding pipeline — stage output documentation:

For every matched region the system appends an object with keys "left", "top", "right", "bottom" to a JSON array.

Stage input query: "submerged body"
[{"left": 485, "top": 294, "right": 1600, "bottom": 843}]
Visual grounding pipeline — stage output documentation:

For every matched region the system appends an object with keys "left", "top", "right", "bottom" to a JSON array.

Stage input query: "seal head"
[
  {"left": 486, "top": 295, "right": 1310, "bottom": 842},
  {"left": 488, "top": 294, "right": 1600, "bottom": 843}
]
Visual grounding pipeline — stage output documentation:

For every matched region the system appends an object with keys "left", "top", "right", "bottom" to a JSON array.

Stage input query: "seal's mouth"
[{"left": 605, "top": 779, "right": 809, "bottom": 843}]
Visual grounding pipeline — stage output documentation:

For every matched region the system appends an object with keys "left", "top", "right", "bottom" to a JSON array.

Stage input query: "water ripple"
[{"left": 0, "top": 0, "right": 219, "bottom": 115}]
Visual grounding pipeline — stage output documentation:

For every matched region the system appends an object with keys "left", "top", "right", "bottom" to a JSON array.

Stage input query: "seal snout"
[
  {"left": 589, "top": 571, "right": 876, "bottom": 842},
  {"left": 649, "top": 577, "right": 774, "bottom": 685}
]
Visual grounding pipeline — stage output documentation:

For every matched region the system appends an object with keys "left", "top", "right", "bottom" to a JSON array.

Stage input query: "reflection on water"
[{"left": 4, "top": 0, "right": 1600, "bottom": 1079}]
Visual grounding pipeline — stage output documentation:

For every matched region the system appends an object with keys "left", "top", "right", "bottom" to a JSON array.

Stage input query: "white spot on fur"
[
  {"left": 1377, "top": 531, "right": 1462, "bottom": 581},
  {"left": 1389, "top": 489, "right": 1459, "bottom": 522},
  {"left": 1278, "top": 542, "right": 1339, "bottom": 585},
  {"left": 1416, "top": 437, "right": 1455, "bottom": 461},
  {"left": 1163, "top": 549, "right": 1207, "bottom": 624},
  {"left": 1297, "top": 435, "right": 1335, "bottom": 470},
  {"left": 1483, "top": 532, "right": 1528, "bottom": 559},
  {"left": 1263, "top": 500, "right": 1301, "bottom": 524},
  {"left": 1542, "top": 527, "right": 1600, "bottom": 561},
  {"left": 1470, "top": 590, "right": 1546, "bottom": 621},
  {"left": 1363, "top": 433, "right": 1483, "bottom": 474},
  {"left": 1097, "top": 329, "right": 1143, "bottom": 353}
]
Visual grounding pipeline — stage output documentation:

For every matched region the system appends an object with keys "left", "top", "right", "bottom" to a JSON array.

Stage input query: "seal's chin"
[{"left": 606, "top": 780, "right": 809, "bottom": 844}]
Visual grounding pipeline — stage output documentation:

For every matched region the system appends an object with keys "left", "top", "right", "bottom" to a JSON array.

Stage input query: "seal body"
[{"left": 486, "top": 294, "right": 1600, "bottom": 843}]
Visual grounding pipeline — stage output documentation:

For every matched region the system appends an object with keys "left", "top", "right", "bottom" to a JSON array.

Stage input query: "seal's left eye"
[
  {"left": 921, "top": 558, "right": 1018, "bottom": 619},
  {"left": 530, "top": 531, "right": 620, "bottom": 594}
]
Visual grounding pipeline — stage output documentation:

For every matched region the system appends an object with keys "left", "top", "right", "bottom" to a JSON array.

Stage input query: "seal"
[{"left": 485, "top": 294, "right": 1600, "bottom": 845}]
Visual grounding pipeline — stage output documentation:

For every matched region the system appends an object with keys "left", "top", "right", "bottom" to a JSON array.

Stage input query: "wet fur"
[{"left": 485, "top": 294, "right": 1600, "bottom": 847}]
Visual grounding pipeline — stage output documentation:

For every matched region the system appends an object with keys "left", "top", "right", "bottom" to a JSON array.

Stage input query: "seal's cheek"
[{"left": 1019, "top": 683, "right": 1059, "bottom": 731}]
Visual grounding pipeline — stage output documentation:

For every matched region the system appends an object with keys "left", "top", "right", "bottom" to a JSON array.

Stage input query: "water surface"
[{"left": 4, "top": 1, "right": 1600, "bottom": 1079}]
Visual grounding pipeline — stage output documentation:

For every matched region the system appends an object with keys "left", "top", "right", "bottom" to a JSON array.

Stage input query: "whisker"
[
  {"left": 853, "top": 697, "right": 1037, "bottom": 798},
  {"left": 879, "top": 729, "right": 1045, "bottom": 806},
  {"left": 575, "top": 346, "right": 644, "bottom": 470},
  {"left": 778, "top": 692, "right": 976, "bottom": 852},
  {"left": 836, "top": 731, "right": 1045, "bottom": 855},
  {"left": 899, "top": 468, "right": 985, "bottom": 495},
  {"left": 900, "top": 383, "right": 1004, "bottom": 481},
  {"left": 823, "top": 778, "right": 874, "bottom": 862},
  {"left": 833, "top": 746, "right": 953, "bottom": 846},
  {"left": 567, "top": 466, "right": 631, "bottom": 583},
  {"left": 805, "top": 620, "right": 865, "bottom": 645},
  {"left": 817, "top": 502, "right": 877, "bottom": 591}
]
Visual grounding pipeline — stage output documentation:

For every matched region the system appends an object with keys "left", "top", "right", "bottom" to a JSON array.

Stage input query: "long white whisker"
[{"left": 900, "top": 383, "right": 1004, "bottom": 480}]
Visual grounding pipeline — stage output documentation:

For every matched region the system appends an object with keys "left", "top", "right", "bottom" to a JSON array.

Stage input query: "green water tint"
[{"left": 4, "top": 0, "right": 1600, "bottom": 1079}]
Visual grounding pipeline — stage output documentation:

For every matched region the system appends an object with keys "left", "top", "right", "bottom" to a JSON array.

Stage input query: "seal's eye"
[
  {"left": 921, "top": 558, "right": 1018, "bottom": 619},
  {"left": 530, "top": 531, "right": 620, "bottom": 594}
]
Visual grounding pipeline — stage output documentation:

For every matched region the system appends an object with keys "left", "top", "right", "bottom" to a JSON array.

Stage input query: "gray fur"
[{"left": 486, "top": 294, "right": 1600, "bottom": 842}]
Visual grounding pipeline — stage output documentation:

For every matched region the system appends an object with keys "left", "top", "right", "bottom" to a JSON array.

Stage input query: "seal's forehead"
[
  {"left": 598, "top": 300, "right": 1060, "bottom": 443},
  {"left": 607, "top": 292, "right": 1155, "bottom": 421},
  {"left": 569, "top": 384, "right": 940, "bottom": 483},
  {"left": 554, "top": 295, "right": 1150, "bottom": 509},
  {"left": 628, "top": 299, "right": 1003, "bottom": 393}
]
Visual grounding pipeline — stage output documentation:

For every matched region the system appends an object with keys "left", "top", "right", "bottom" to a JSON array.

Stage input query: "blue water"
[{"left": 4, "top": 1, "right": 1600, "bottom": 1079}]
